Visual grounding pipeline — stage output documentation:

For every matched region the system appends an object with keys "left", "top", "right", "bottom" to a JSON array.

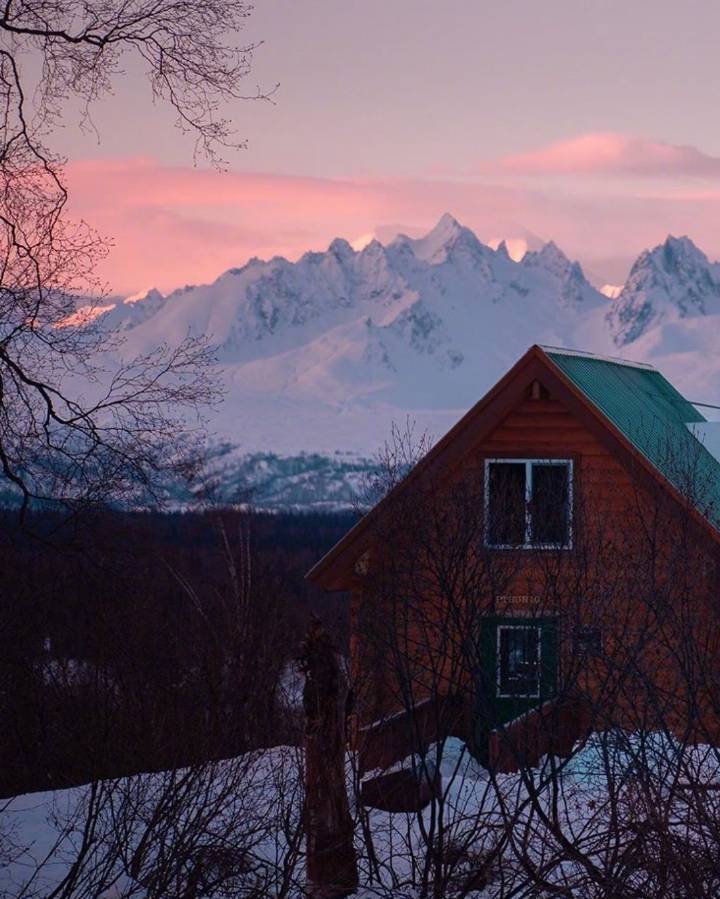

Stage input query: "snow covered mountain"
[
  {"left": 90, "top": 218, "right": 720, "bottom": 508},
  {"left": 111, "top": 214, "right": 607, "bottom": 418},
  {"left": 608, "top": 236, "right": 720, "bottom": 346}
]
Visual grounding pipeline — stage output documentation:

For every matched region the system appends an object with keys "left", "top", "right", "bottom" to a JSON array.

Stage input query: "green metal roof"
[{"left": 542, "top": 346, "right": 720, "bottom": 529}]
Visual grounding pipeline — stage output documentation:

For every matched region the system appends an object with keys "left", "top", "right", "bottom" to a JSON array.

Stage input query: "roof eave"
[
  {"left": 308, "top": 344, "right": 720, "bottom": 592},
  {"left": 305, "top": 344, "right": 550, "bottom": 589}
]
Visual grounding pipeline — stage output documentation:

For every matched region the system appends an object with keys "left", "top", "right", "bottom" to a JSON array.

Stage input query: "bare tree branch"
[{"left": 0, "top": 0, "right": 273, "bottom": 513}]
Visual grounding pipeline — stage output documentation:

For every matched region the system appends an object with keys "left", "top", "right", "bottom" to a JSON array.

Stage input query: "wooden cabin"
[{"left": 307, "top": 346, "right": 720, "bottom": 771}]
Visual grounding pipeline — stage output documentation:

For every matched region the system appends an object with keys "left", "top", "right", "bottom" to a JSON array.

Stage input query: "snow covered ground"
[
  {"left": 3, "top": 734, "right": 720, "bottom": 898},
  {"left": 0, "top": 748, "right": 305, "bottom": 899}
]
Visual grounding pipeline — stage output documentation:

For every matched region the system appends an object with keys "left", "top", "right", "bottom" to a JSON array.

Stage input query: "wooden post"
[{"left": 301, "top": 617, "right": 358, "bottom": 899}]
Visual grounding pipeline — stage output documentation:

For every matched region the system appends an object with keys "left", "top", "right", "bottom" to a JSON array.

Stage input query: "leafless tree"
[
  {"left": 348, "top": 428, "right": 720, "bottom": 898},
  {"left": 0, "top": 749, "right": 305, "bottom": 898},
  {"left": 0, "top": 506, "right": 308, "bottom": 899},
  {"left": 0, "top": 0, "right": 274, "bottom": 514},
  {"left": 487, "top": 439, "right": 720, "bottom": 899},
  {"left": 347, "top": 427, "right": 523, "bottom": 897}
]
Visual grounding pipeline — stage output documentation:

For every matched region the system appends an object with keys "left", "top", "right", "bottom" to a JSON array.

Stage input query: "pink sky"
[
  {"left": 54, "top": 1, "right": 720, "bottom": 294},
  {"left": 67, "top": 143, "right": 720, "bottom": 294},
  {"left": 493, "top": 133, "right": 720, "bottom": 178}
]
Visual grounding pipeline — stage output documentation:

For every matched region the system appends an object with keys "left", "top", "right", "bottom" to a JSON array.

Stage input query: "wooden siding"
[{"left": 348, "top": 381, "right": 720, "bottom": 757}]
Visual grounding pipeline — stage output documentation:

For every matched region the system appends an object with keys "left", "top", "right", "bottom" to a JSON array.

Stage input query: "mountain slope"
[
  {"left": 88, "top": 219, "right": 720, "bottom": 508},
  {"left": 608, "top": 235, "right": 720, "bottom": 346},
  {"left": 113, "top": 215, "right": 608, "bottom": 432}
]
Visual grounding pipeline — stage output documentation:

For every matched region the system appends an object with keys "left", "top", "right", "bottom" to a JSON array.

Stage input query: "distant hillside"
[{"left": 67, "top": 217, "right": 720, "bottom": 507}]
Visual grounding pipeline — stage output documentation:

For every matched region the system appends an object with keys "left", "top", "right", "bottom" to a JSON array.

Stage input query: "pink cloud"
[
  {"left": 66, "top": 159, "right": 390, "bottom": 292},
  {"left": 494, "top": 133, "right": 720, "bottom": 178},
  {"left": 63, "top": 155, "right": 720, "bottom": 294}
]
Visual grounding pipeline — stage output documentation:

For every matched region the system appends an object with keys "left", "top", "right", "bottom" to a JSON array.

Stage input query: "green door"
[{"left": 474, "top": 616, "right": 558, "bottom": 761}]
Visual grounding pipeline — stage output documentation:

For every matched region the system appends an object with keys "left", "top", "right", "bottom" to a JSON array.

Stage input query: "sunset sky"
[{"left": 57, "top": 0, "right": 720, "bottom": 294}]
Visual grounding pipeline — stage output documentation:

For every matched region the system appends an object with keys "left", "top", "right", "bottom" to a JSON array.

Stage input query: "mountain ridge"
[{"left": 80, "top": 217, "right": 720, "bottom": 508}]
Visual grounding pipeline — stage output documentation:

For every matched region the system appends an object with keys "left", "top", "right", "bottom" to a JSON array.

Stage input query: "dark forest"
[{"left": 0, "top": 509, "right": 355, "bottom": 797}]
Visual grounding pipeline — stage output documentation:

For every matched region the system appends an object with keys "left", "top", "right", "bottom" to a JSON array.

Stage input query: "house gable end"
[{"left": 307, "top": 346, "right": 720, "bottom": 591}]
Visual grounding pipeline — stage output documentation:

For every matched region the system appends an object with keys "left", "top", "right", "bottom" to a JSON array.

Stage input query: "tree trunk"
[{"left": 301, "top": 618, "right": 358, "bottom": 899}]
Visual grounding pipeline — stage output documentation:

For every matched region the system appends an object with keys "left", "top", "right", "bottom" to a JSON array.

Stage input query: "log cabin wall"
[{"left": 349, "top": 381, "right": 720, "bottom": 747}]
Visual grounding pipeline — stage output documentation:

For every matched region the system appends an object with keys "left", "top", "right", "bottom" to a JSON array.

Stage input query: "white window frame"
[
  {"left": 497, "top": 624, "right": 542, "bottom": 699},
  {"left": 484, "top": 458, "right": 574, "bottom": 549}
]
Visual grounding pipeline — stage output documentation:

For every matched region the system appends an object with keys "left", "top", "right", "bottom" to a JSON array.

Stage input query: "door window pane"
[
  {"left": 498, "top": 626, "right": 540, "bottom": 697},
  {"left": 531, "top": 463, "right": 570, "bottom": 546},
  {"left": 487, "top": 462, "right": 526, "bottom": 546}
]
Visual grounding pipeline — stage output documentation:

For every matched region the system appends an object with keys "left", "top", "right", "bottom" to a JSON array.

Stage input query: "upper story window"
[{"left": 484, "top": 459, "right": 573, "bottom": 549}]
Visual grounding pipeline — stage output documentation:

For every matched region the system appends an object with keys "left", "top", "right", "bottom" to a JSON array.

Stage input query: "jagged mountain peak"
[
  {"left": 520, "top": 240, "right": 597, "bottom": 307},
  {"left": 69, "top": 224, "right": 720, "bottom": 508},
  {"left": 106, "top": 224, "right": 720, "bottom": 377},
  {"left": 103, "top": 285, "right": 167, "bottom": 331},
  {"left": 328, "top": 237, "right": 355, "bottom": 259},
  {"left": 108, "top": 216, "right": 611, "bottom": 366},
  {"left": 495, "top": 239, "right": 511, "bottom": 260},
  {"left": 358, "top": 238, "right": 386, "bottom": 257},
  {"left": 539, "top": 239, "right": 568, "bottom": 261},
  {"left": 123, "top": 286, "right": 164, "bottom": 305},
  {"left": 394, "top": 213, "right": 487, "bottom": 264},
  {"left": 629, "top": 234, "right": 708, "bottom": 277},
  {"left": 631, "top": 234, "right": 708, "bottom": 272},
  {"left": 523, "top": 240, "right": 573, "bottom": 270},
  {"left": 608, "top": 235, "right": 720, "bottom": 346},
  {"left": 427, "top": 212, "right": 464, "bottom": 239},
  {"left": 662, "top": 233, "right": 705, "bottom": 257}
]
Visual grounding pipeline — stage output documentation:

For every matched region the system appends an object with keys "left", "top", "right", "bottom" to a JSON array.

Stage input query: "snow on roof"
[{"left": 539, "top": 345, "right": 657, "bottom": 371}]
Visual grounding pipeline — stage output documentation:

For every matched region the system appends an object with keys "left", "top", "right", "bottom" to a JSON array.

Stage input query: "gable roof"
[
  {"left": 543, "top": 346, "right": 720, "bottom": 526},
  {"left": 307, "top": 345, "right": 720, "bottom": 590}
]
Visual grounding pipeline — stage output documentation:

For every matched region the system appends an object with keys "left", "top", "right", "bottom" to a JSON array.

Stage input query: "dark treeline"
[{"left": 0, "top": 507, "right": 356, "bottom": 798}]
